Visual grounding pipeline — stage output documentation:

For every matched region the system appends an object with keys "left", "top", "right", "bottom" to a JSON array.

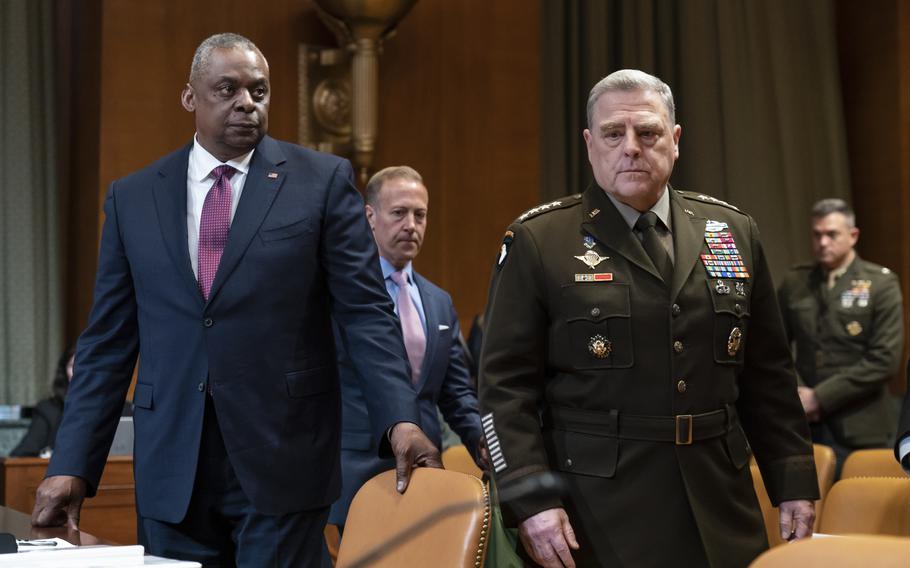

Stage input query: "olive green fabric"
[
  {"left": 779, "top": 257, "right": 904, "bottom": 447},
  {"left": 480, "top": 187, "right": 819, "bottom": 567},
  {"left": 483, "top": 474, "right": 523, "bottom": 568}
]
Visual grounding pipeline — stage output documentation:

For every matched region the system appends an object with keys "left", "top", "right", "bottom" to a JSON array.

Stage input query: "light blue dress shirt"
[{"left": 380, "top": 257, "right": 427, "bottom": 333}]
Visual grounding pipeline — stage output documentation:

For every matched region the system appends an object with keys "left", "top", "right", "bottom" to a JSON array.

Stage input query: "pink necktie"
[
  {"left": 390, "top": 270, "right": 426, "bottom": 383},
  {"left": 198, "top": 165, "right": 236, "bottom": 301}
]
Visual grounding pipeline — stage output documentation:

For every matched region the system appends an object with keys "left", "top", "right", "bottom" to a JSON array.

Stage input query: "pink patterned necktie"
[
  {"left": 197, "top": 165, "right": 237, "bottom": 301},
  {"left": 390, "top": 270, "right": 426, "bottom": 383}
]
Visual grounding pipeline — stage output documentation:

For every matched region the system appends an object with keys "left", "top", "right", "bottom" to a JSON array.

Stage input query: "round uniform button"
[
  {"left": 677, "top": 379, "right": 687, "bottom": 393},
  {"left": 590, "top": 307, "right": 601, "bottom": 317},
  {"left": 197, "top": 382, "right": 205, "bottom": 392},
  {"left": 671, "top": 303, "right": 681, "bottom": 317},
  {"left": 673, "top": 340, "right": 684, "bottom": 353},
  {"left": 203, "top": 317, "right": 213, "bottom": 327},
  {"left": 734, "top": 304, "right": 742, "bottom": 315},
  {"left": 565, "top": 458, "right": 573, "bottom": 469}
]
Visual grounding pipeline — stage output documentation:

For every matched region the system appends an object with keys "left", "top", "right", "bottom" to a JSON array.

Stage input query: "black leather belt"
[{"left": 546, "top": 405, "right": 736, "bottom": 445}]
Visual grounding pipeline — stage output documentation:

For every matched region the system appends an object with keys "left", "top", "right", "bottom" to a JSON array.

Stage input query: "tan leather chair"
[
  {"left": 324, "top": 524, "right": 341, "bottom": 566},
  {"left": 751, "top": 444, "right": 836, "bottom": 546},
  {"left": 335, "top": 468, "right": 490, "bottom": 568},
  {"left": 442, "top": 444, "right": 483, "bottom": 478},
  {"left": 818, "top": 477, "right": 910, "bottom": 536},
  {"left": 749, "top": 534, "right": 910, "bottom": 567},
  {"left": 841, "top": 449, "right": 907, "bottom": 479}
]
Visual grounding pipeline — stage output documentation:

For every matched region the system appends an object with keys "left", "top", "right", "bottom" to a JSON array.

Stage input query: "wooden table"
[
  {"left": 0, "top": 457, "right": 136, "bottom": 544},
  {"left": 0, "top": 505, "right": 107, "bottom": 545}
]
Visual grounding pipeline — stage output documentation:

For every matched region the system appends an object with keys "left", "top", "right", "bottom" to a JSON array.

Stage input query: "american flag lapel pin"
[{"left": 267, "top": 172, "right": 278, "bottom": 179}]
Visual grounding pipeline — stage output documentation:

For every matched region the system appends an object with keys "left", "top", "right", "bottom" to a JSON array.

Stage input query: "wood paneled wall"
[
  {"left": 374, "top": 1, "right": 542, "bottom": 327},
  {"left": 63, "top": 0, "right": 541, "bottom": 340},
  {"left": 836, "top": 0, "right": 910, "bottom": 391}
]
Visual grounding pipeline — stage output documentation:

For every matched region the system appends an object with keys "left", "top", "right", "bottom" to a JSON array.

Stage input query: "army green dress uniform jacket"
[
  {"left": 778, "top": 256, "right": 904, "bottom": 448},
  {"left": 479, "top": 186, "right": 819, "bottom": 568}
]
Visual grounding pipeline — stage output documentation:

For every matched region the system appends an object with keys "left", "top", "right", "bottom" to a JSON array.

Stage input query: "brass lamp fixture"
[{"left": 299, "top": 0, "right": 418, "bottom": 187}]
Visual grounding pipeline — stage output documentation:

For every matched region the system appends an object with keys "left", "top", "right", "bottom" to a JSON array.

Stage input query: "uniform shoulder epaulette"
[
  {"left": 857, "top": 258, "right": 894, "bottom": 276},
  {"left": 675, "top": 189, "right": 741, "bottom": 212},
  {"left": 515, "top": 194, "right": 582, "bottom": 223}
]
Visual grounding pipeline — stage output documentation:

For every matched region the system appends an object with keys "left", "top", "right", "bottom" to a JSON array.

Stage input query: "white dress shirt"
[
  {"left": 899, "top": 436, "right": 910, "bottom": 473},
  {"left": 186, "top": 135, "right": 254, "bottom": 278}
]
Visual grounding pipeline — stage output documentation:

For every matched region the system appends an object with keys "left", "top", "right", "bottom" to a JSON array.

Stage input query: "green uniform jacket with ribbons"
[
  {"left": 479, "top": 186, "right": 819, "bottom": 568},
  {"left": 778, "top": 256, "right": 904, "bottom": 447}
]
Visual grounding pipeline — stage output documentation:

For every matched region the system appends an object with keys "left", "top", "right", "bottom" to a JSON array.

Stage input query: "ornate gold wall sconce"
[{"left": 299, "top": 0, "right": 418, "bottom": 187}]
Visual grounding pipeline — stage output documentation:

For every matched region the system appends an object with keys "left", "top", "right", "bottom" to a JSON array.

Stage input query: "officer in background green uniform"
[
  {"left": 479, "top": 70, "right": 819, "bottom": 568},
  {"left": 778, "top": 199, "right": 904, "bottom": 473}
]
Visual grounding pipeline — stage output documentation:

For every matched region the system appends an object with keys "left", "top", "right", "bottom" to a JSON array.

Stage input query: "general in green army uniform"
[
  {"left": 778, "top": 199, "right": 904, "bottom": 470},
  {"left": 479, "top": 70, "right": 819, "bottom": 568}
]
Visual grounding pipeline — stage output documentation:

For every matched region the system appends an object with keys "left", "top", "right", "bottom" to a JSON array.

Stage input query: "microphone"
[{"left": 0, "top": 533, "right": 16, "bottom": 554}]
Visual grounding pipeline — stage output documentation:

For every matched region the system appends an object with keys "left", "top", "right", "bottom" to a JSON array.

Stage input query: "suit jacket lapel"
[
  {"left": 414, "top": 272, "right": 438, "bottom": 390},
  {"left": 206, "top": 136, "right": 287, "bottom": 306},
  {"left": 152, "top": 143, "right": 204, "bottom": 308},
  {"left": 580, "top": 186, "right": 662, "bottom": 282},
  {"left": 670, "top": 192, "right": 707, "bottom": 302}
]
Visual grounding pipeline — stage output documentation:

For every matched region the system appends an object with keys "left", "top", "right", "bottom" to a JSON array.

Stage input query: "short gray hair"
[
  {"left": 365, "top": 166, "right": 424, "bottom": 207},
  {"left": 189, "top": 33, "right": 264, "bottom": 84},
  {"left": 586, "top": 69, "right": 676, "bottom": 129},
  {"left": 811, "top": 198, "right": 855, "bottom": 228}
]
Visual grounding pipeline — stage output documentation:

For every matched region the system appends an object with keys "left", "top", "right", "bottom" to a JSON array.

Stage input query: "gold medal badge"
[
  {"left": 727, "top": 327, "right": 743, "bottom": 356},
  {"left": 588, "top": 334, "right": 612, "bottom": 359},
  {"left": 845, "top": 321, "right": 863, "bottom": 336}
]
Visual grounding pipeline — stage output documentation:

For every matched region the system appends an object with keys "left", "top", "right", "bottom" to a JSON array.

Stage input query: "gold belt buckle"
[{"left": 675, "top": 414, "right": 693, "bottom": 445}]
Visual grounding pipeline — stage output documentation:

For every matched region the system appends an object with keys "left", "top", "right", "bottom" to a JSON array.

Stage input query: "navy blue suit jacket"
[
  {"left": 328, "top": 270, "right": 482, "bottom": 525},
  {"left": 48, "top": 136, "right": 419, "bottom": 522}
]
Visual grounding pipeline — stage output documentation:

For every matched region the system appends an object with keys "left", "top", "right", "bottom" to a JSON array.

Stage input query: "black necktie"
[{"left": 635, "top": 211, "right": 673, "bottom": 284}]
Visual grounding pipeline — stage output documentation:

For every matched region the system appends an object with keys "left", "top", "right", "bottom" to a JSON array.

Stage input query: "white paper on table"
[
  {"left": 144, "top": 555, "right": 202, "bottom": 566},
  {"left": 17, "top": 537, "right": 76, "bottom": 552},
  {"left": 0, "top": 544, "right": 146, "bottom": 566}
]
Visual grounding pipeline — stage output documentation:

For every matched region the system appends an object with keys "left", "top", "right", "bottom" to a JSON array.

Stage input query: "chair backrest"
[
  {"left": 335, "top": 468, "right": 490, "bottom": 568},
  {"left": 749, "top": 534, "right": 910, "bottom": 567},
  {"left": 751, "top": 444, "right": 836, "bottom": 546},
  {"left": 818, "top": 477, "right": 910, "bottom": 536},
  {"left": 442, "top": 444, "right": 483, "bottom": 478},
  {"left": 841, "top": 449, "right": 907, "bottom": 479}
]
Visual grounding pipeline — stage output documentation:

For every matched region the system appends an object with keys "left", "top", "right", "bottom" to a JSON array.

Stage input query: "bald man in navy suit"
[{"left": 30, "top": 33, "right": 439, "bottom": 567}]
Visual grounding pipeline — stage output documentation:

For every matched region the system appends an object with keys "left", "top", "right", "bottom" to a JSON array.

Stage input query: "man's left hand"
[
  {"left": 779, "top": 499, "right": 815, "bottom": 541},
  {"left": 475, "top": 436, "right": 492, "bottom": 471},
  {"left": 390, "top": 422, "right": 443, "bottom": 493}
]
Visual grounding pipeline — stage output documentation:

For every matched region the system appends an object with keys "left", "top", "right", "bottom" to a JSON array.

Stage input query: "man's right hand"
[
  {"left": 518, "top": 507, "right": 579, "bottom": 568},
  {"left": 31, "top": 475, "right": 87, "bottom": 529},
  {"left": 797, "top": 386, "right": 821, "bottom": 422}
]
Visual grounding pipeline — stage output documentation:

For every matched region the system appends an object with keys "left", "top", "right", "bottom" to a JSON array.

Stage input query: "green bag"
[{"left": 483, "top": 474, "right": 525, "bottom": 568}]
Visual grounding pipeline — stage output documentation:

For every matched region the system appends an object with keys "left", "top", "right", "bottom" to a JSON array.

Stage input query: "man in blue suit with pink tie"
[
  {"left": 329, "top": 166, "right": 487, "bottom": 531},
  {"left": 29, "top": 33, "right": 440, "bottom": 567}
]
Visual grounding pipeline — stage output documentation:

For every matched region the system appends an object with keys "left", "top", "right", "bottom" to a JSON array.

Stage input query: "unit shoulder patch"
[
  {"left": 676, "top": 189, "right": 741, "bottom": 212},
  {"left": 516, "top": 194, "right": 582, "bottom": 223}
]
